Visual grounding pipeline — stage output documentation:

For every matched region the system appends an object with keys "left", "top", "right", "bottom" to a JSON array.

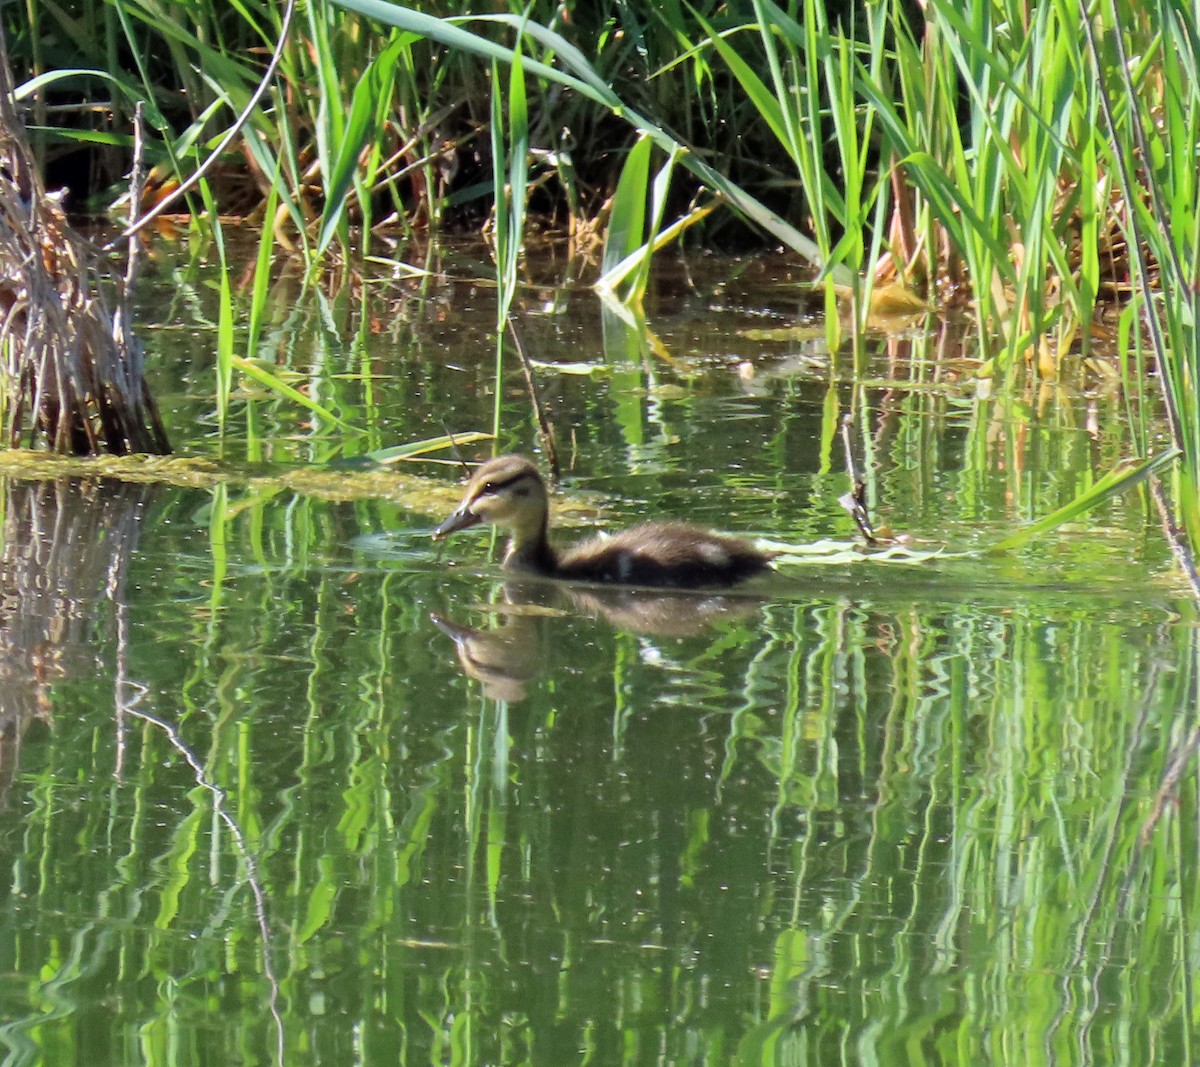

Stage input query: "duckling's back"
[{"left": 555, "top": 522, "right": 774, "bottom": 588}]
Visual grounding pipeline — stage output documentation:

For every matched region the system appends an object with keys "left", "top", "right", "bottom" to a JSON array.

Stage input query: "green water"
[{"left": 0, "top": 245, "right": 1194, "bottom": 1065}]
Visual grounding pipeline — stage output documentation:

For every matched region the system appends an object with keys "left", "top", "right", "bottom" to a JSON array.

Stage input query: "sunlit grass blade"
[
  {"left": 364, "top": 432, "right": 493, "bottom": 464},
  {"left": 501, "top": 45, "right": 528, "bottom": 323},
  {"left": 599, "top": 135, "right": 650, "bottom": 282},
  {"left": 230, "top": 356, "right": 365, "bottom": 434},
  {"left": 196, "top": 182, "right": 235, "bottom": 438},
  {"left": 331, "top": 0, "right": 850, "bottom": 282},
  {"left": 317, "top": 38, "right": 406, "bottom": 255},
  {"left": 15, "top": 68, "right": 169, "bottom": 131},
  {"left": 988, "top": 449, "right": 1181, "bottom": 553},
  {"left": 597, "top": 197, "right": 718, "bottom": 297},
  {"left": 598, "top": 145, "right": 688, "bottom": 304},
  {"left": 246, "top": 175, "right": 280, "bottom": 360},
  {"left": 597, "top": 133, "right": 648, "bottom": 280}
]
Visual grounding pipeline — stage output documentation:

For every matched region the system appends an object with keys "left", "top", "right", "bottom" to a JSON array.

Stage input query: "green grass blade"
[
  {"left": 600, "top": 135, "right": 651, "bottom": 280},
  {"left": 15, "top": 68, "right": 169, "bottom": 130},
  {"left": 196, "top": 181, "right": 235, "bottom": 439},
  {"left": 230, "top": 357, "right": 365, "bottom": 435},
  {"left": 317, "top": 38, "right": 406, "bottom": 256},
  {"left": 989, "top": 450, "right": 1181, "bottom": 553},
  {"left": 503, "top": 40, "right": 529, "bottom": 321},
  {"left": 365, "top": 432, "right": 493, "bottom": 464},
  {"left": 246, "top": 172, "right": 281, "bottom": 359}
]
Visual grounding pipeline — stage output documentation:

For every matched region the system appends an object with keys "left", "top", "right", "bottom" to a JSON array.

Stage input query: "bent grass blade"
[{"left": 989, "top": 449, "right": 1182, "bottom": 553}]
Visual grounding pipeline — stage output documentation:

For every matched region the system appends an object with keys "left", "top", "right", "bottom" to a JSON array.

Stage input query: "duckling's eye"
[{"left": 475, "top": 472, "right": 526, "bottom": 498}]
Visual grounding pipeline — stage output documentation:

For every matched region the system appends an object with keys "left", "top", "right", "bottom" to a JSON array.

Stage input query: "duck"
[{"left": 432, "top": 454, "right": 775, "bottom": 588}]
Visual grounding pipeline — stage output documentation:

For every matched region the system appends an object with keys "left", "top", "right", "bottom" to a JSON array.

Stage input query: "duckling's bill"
[{"left": 432, "top": 503, "right": 482, "bottom": 541}]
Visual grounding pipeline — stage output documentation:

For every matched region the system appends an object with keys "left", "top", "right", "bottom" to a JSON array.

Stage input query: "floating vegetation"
[
  {"left": 0, "top": 445, "right": 604, "bottom": 524},
  {"left": 760, "top": 537, "right": 948, "bottom": 567}
]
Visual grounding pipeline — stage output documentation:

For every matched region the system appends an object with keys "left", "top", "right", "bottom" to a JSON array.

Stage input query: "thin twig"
[
  {"left": 838, "top": 413, "right": 877, "bottom": 544},
  {"left": 103, "top": 0, "right": 298, "bottom": 250},
  {"left": 1150, "top": 477, "right": 1200, "bottom": 600},
  {"left": 505, "top": 316, "right": 559, "bottom": 481},
  {"left": 113, "top": 101, "right": 145, "bottom": 377},
  {"left": 118, "top": 698, "right": 286, "bottom": 1066}
]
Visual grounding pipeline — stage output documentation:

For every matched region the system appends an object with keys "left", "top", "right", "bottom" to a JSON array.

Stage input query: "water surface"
[{"left": 0, "top": 244, "right": 1192, "bottom": 1066}]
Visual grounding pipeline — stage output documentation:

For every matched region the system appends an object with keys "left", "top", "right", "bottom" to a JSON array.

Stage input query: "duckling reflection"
[
  {"left": 431, "top": 609, "right": 544, "bottom": 704},
  {"left": 432, "top": 580, "right": 765, "bottom": 702},
  {"left": 433, "top": 454, "right": 775, "bottom": 588},
  {"left": 560, "top": 584, "right": 765, "bottom": 636}
]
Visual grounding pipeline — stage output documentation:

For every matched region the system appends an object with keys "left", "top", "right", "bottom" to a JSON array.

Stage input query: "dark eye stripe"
[{"left": 476, "top": 470, "right": 532, "bottom": 497}]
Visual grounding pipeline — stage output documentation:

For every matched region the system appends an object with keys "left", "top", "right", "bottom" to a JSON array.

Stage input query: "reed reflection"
[{"left": 0, "top": 477, "right": 152, "bottom": 803}]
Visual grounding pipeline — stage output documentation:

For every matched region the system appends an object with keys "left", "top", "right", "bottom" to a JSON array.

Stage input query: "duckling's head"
[{"left": 432, "top": 454, "right": 550, "bottom": 543}]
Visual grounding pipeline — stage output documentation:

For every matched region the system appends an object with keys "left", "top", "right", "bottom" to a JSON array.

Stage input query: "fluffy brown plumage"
[{"left": 432, "top": 454, "right": 774, "bottom": 588}]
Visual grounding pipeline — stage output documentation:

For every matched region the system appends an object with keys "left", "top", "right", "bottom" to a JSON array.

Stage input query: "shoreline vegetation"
[
  {"left": 4, "top": 0, "right": 1199, "bottom": 578},
  {"left": 0, "top": 28, "right": 168, "bottom": 455}
]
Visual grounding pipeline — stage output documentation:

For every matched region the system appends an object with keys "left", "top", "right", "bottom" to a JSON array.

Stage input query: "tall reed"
[
  {"left": 489, "top": 47, "right": 528, "bottom": 446},
  {"left": 14, "top": 0, "right": 1200, "bottom": 554},
  {"left": 1079, "top": 0, "right": 1200, "bottom": 543}
]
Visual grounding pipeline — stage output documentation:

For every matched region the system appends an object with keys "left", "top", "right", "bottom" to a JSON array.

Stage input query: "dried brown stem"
[
  {"left": 838, "top": 414, "right": 877, "bottom": 544},
  {"left": 0, "top": 26, "right": 169, "bottom": 455},
  {"left": 506, "top": 316, "right": 559, "bottom": 482}
]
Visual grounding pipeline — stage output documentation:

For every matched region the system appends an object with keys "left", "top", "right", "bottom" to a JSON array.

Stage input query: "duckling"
[{"left": 432, "top": 454, "right": 774, "bottom": 588}]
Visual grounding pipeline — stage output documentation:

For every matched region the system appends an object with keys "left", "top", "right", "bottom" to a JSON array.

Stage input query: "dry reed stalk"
[{"left": 0, "top": 26, "right": 169, "bottom": 455}]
